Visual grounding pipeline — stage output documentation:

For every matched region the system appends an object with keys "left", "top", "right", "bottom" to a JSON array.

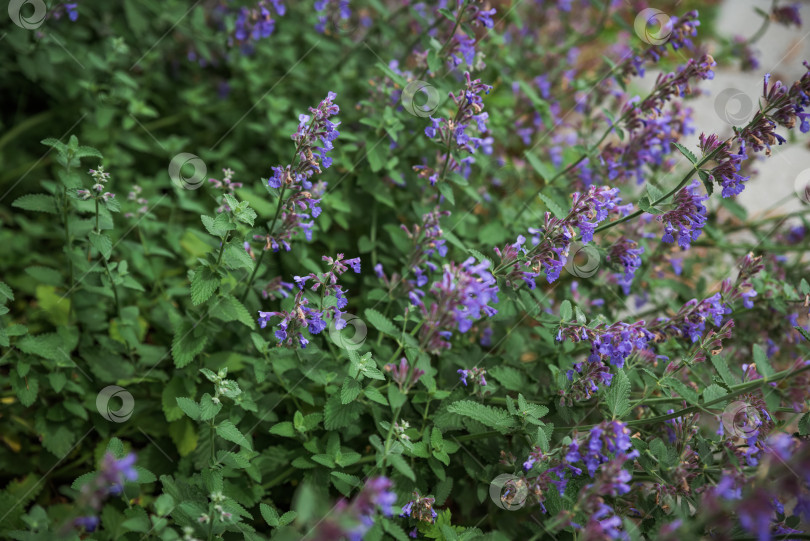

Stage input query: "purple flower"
[
  {"left": 74, "top": 515, "right": 99, "bottom": 531},
  {"left": 658, "top": 179, "right": 708, "bottom": 249},
  {"left": 399, "top": 492, "right": 438, "bottom": 523},
  {"left": 607, "top": 238, "right": 644, "bottom": 295}
]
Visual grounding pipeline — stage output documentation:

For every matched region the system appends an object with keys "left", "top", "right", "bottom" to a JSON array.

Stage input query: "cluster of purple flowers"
[
  {"left": 257, "top": 253, "right": 360, "bottom": 348},
  {"left": 411, "top": 256, "right": 499, "bottom": 353},
  {"left": 230, "top": 1, "right": 285, "bottom": 51},
  {"left": 521, "top": 421, "right": 638, "bottom": 524},
  {"left": 315, "top": 477, "right": 397, "bottom": 541},
  {"left": 417, "top": 72, "right": 493, "bottom": 185},
  {"left": 607, "top": 237, "right": 644, "bottom": 295},
  {"left": 737, "top": 65, "right": 810, "bottom": 156},
  {"left": 124, "top": 184, "right": 148, "bottom": 219},
  {"left": 622, "top": 10, "right": 700, "bottom": 79},
  {"left": 74, "top": 453, "right": 139, "bottom": 532},
  {"left": 658, "top": 179, "right": 708, "bottom": 249},
  {"left": 699, "top": 434, "right": 810, "bottom": 541},
  {"left": 399, "top": 491, "right": 438, "bottom": 523},
  {"left": 400, "top": 207, "right": 450, "bottom": 288},
  {"left": 51, "top": 3, "right": 79, "bottom": 22},
  {"left": 655, "top": 292, "right": 731, "bottom": 343},
  {"left": 601, "top": 102, "right": 694, "bottom": 186},
  {"left": 314, "top": 0, "right": 350, "bottom": 34},
  {"left": 699, "top": 133, "right": 750, "bottom": 198},
  {"left": 259, "top": 276, "right": 294, "bottom": 301},
  {"left": 77, "top": 166, "right": 115, "bottom": 202},
  {"left": 635, "top": 54, "right": 716, "bottom": 117},
  {"left": 384, "top": 357, "right": 425, "bottom": 393},
  {"left": 248, "top": 92, "right": 339, "bottom": 253},
  {"left": 436, "top": 1, "right": 496, "bottom": 71},
  {"left": 457, "top": 366, "right": 487, "bottom": 387},
  {"left": 560, "top": 320, "right": 654, "bottom": 369},
  {"left": 209, "top": 167, "right": 243, "bottom": 213},
  {"left": 496, "top": 185, "right": 628, "bottom": 287}
]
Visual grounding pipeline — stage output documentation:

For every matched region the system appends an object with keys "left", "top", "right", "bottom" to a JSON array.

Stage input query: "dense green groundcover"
[{"left": 2, "top": 0, "right": 810, "bottom": 540}]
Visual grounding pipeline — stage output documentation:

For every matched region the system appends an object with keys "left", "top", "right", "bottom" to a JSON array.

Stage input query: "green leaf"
[
  {"left": 190, "top": 268, "right": 220, "bottom": 305},
  {"left": 175, "top": 397, "right": 201, "bottom": 421},
  {"left": 388, "top": 454, "right": 416, "bottom": 481},
  {"left": 605, "top": 368, "right": 630, "bottom": 418},
  {"left": 171, "top": 322, "right": 208, "bottom": 368},
  {"left": 437, "top": 182, "right": 455, "bottom": 206},
  {"left": 25, "top": 266, "right": 63, "bottom": 286},
  {"left": 796, "top": 326, "right": 810, "bottom": 342},
  {"left": 11, "top": 372, "right": 38, "bottom": 407},
  {"left": 89, "top": 232, "right": 113, "bottom": 260},
  {"left": 698, "top": 169, "right": 714, "bottom": 196},
  {"left": 12, "top": 194, "right": 58, "bottom": 214},
  {"left": 711, "top": 355, "right": 737, "bottom": 386},
  {"left": 199, "top": 394, "right": 222, "bottom": 421},
  {"left": 269, "top": 422, "right": 296, "bottom": 438},
  {"left": 260, "top": 503, "right": 280, "bottom": 527},
  {"left": 487, "top": 366, "right": 524, "bottom": 391},
  {"left": 799, "top": 412, "right": 810, "bottom": 436},
  {"left": 0, "top": 282, "right": 14, "bottom": 303},
  {"left": 559, "top": 300, "right": 572, "bottom": 321},
  {"left": 324, "top": 394, "right": 364, "bottom": 430},
  {"left": 752, "top": 344, "right": 774, "bottom": 378},
  {"left": 341, "top": 377, "right": 361, "bottom": 404},
  {"left": 215, "top": 420, "right": 252, "bottom": 450},
  {"left": 222, "top": 242, "right": 255, "bottom": 272},
  {"left": 364, "top": 308, "right": 398, "bottom": 337},
  {"left": 360, "top": 386, "right": 386, "bottom": 408},
  {"left": 672, "top": 142, "right": 698, "bottom": 164},
  {"left": 537, "top": 192, "right": 567, "bottom": 219},
  {"left": 212, "top": 295, "right": 255, "bottom": 329},
  {"left": 525, "top": 151, "right": 555, "bottom": 180},
  {"left": 661, "top": 377, "right": 699, "bottom": 405},
  {"left": 446, "top": 401, "right": 516, "bottom": 433}
]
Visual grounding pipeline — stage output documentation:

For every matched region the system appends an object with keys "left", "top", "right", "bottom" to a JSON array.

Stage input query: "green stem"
[
  {"left": 215, "top": 231, "right": 230, "bottom": 268},
  {"left": 240, "top": 249, "right": 266, "bottom": 303}
]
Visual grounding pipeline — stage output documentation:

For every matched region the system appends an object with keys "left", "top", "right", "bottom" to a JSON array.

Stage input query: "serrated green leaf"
[
  {"left": 672, "top": 142, "right": 698, "bottom": 164},
  {"left": 537, "top": 192, "right": 567, "bottom": 219},
  {"left": 12, "top": 194, "right": 58, "bottom": 214},
  {"left": 171, "top": 322, "right": 208, "bottom": 368},
  {"left": 175, "top": 397, "right": 201, "bottom": 421},
  {"left": 324, "top": 394, "right": 364, "bottom": 430},
  {"left": 190, "top": 268, "right": 220, "bottom": 305},
  {"left": 212, "top": 295, "right": 255, "bottom": 329},
  {"left": 364, "top": 308, "right": 398, "bottom": 336},
  {"left": 341, "top": 377, "right": 361, "bottom": 404},
  {"left": 752, "top": 344, "right": 774, "bottom": 378},
  {"left": 89, "top": 232, "right": 113, "bottom": 260},
  {"left": 446, "top": 401, "right": 516, "bottom": 433},
  {"left": 215, "top": 420, "right": 252, "bottom": 450},
  {"left": 606, "top": 368, "right": 630, "bottom": 418}
]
